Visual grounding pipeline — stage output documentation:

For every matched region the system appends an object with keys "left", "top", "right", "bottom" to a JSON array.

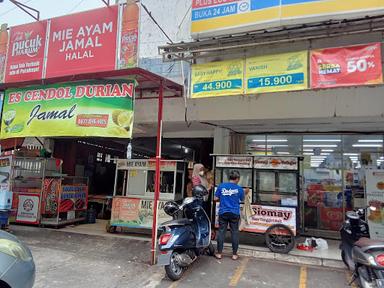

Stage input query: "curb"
[
  {"left": 12, "top": 224, "right": 344, "bottom": 269},
  {"left": 224, "top": 245, "right": 345, "bottom": 269}
]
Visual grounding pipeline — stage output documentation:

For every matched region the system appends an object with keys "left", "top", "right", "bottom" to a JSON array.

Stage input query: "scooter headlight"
[{"left": 368, "top": 255, "right": 378, "bottom": 266}]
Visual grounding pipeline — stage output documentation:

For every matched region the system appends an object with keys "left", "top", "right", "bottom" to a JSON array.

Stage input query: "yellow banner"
[
  {"left": 191, "top": 59, "right": 244, "bottom": 98},
  {"left": 191, "top": 0, "right": 384, "bottom": 39},
  {"left": 246, "top": 51, "right": 308, "bottom": 94}
]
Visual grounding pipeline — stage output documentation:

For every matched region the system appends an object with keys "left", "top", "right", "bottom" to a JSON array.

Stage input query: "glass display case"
[
  {"left": 255, "top": 171, "right": 298, "bottom": 207},
  {"left": 109, "top": 159, "right": 186, "bottom": 231}
]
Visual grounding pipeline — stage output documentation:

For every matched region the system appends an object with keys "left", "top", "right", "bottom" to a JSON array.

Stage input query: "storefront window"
[
  {"left": 302, "top": 135, "right": 343, "bottom": 231},
  {"left": 246, "top": 135, "right": 266, "bottom": 155},
  {"left": 267, "top": 135, "right": 302, "bottom": 156},
  {"left": 342, "top": 135, "right": 384, "bottom": 212},
  {"left": 244, "top": 133, "right": 384, "bottom": 234}
]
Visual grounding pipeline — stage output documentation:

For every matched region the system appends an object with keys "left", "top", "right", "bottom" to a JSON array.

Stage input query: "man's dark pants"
[{"left": 217, "top": 212, "right": 240, "bottom": 255}]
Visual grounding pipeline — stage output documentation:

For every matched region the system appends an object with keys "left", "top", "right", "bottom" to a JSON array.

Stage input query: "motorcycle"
[
  {"left": 157, "top": 185, "right": 215, "bottom": 281},
  {"left": 340, "top": 206, "right": 384, "bottom": 287}
]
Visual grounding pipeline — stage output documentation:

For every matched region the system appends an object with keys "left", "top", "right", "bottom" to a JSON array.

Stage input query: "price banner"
[
  {"left": 311, "top": 43, "right": 383, "bottom": 88},
  {"left": 191, "top": 59, "right": 244, "bottom": 98},
  {"left": 246, "top": 51, "right": 308, "bottom": 94}
]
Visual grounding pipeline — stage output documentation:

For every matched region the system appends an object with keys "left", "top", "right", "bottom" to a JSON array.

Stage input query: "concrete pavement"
[{"left": 11, "top": 225, "right": 352, "bottom": 288}]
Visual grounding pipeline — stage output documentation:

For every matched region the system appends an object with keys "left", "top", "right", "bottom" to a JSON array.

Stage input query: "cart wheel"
[
  {"left": 207, "top": 242, "right": 215, "bottom": 256},
  {"left": 106, "top": 222, "right": 116, "bottom": 233},
  {"left": 265, "top": 224, "right": 295, "bottom": 254}
]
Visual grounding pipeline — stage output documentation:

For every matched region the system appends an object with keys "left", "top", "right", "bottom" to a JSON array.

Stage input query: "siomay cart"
[{"left": 212, "top": 154, "right": 303, "bottom": 253}]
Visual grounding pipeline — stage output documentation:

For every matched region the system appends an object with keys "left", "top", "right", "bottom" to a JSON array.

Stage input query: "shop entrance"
[
  {"left": 53, "top": 137, "right": 213, "bottom": 220},
  {"left": 245, "top": 134, "right": 384, "bottom": 239}
]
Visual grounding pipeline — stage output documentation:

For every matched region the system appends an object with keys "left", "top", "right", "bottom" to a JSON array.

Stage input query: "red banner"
[
  {"left": 311, "top": 43, "right": 383, "bottom": 88},
  {"left": 45, "top": 6, "right": 119, "bottom": 78},
  {"left": 4, "top": 21, "right": 47, "bottom": 83}
]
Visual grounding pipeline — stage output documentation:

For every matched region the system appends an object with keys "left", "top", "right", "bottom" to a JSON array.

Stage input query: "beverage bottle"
[
  {"left": 120, "top": 1, "right": 139, "bottom": 69},
  {"left": 127, "top": 142, "right": 132, "bottom": 159},
  {"left": 0, "top": 24, "right": 9, "bottom": 82}
]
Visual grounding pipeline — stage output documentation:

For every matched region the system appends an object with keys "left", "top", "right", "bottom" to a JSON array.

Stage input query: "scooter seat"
[
  {"left": 355, "top": 237, "right": 384, "bottom": 251},
  {"left": 161, "top": 218, "right": 192, "bottom": 227}
]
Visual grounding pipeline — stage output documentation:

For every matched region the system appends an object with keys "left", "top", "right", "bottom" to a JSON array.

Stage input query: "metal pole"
[{"left": 151, "top": 81, "right": 164, "bottom": 265}]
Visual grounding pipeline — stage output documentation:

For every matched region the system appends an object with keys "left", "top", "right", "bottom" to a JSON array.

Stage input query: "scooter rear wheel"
[{"left": 165, "top": 251, "right": 185, "bottom": 281}]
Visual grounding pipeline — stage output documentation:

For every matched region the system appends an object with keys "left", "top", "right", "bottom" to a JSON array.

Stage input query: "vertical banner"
[
  {"left": 191, "top": 59, "right": 244, "bottom": 98},
  {"left": 311, "top": 43, "right": 383, "bottom": 88},
  {"left": 0, "top": 24, "right": 8, "bottom": 83},
  {"left": 4, "top": 21, "right": 47, "bottom": 83},
  {"left": 45, "top": 6, "right": 119, "bottom": 78},
  {"left": 366, "top": 170, "right": 384, "bottom": 240},
  {"left": 42, "top": 178, "right": 60, "bottom": 216},
  {"left": 119, "top": 2, "right": 140, "bottom": 69},
  {"left": 246, "top": 51, "right": 308, "bottom": 94}
]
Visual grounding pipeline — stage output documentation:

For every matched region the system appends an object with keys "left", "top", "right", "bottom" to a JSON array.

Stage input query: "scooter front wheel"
[{"left": 165, "top": 251, "right": 185, "bottom": 281}]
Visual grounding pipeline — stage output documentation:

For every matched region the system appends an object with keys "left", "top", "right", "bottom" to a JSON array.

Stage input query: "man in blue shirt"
[{"left": 214, "top": 170, "right": 249, "bottom": 260}]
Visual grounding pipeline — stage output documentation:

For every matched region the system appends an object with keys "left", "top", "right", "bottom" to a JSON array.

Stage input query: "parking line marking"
[
  {"left": 169, "top": 281, "right": 179, "bottom": 288},
  {"left": 167, "top": 259, "right": 196, "bottom": 288},
  {"left": 299, "top": 266, "right": 307, "bottom": 288},
  {"left": 229, "top": 258, "right": 249, "bottom": 287}
]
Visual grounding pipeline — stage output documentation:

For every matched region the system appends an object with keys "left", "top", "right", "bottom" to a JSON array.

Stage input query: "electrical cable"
[
  {"left": 140, "top": 2, "right": 173, "bottom": 44},
  {"left": 67, "top": 0, "right": 86, "bottom": 13},
  {"left": 0, "top": 0, "right": 33, "bottom": 17}
]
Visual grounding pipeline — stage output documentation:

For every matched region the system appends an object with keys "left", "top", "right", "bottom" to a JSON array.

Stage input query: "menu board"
[
  {"left": 254, "top": 157, "right": 298, "bottom": 170},
  {"left": 216, "top": 156, "right": 253, "bottom": 168}
]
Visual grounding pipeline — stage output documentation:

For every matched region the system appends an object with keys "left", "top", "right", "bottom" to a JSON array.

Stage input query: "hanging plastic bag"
[{"left": 239, "top": 216, "right": 246, "bottom": 231}]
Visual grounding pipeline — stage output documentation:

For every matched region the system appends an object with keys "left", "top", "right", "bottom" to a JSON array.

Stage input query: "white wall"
[{"left": 139, "top": 0, "right": 191, "bottom": 58}]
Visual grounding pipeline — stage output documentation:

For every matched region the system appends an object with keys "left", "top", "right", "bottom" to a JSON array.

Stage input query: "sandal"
[
  {"left": 215, "top": 253, "right": 222, "bottom": 259},
  {"left": 232, "top": 255, "right": 239, "bottom": 260}
]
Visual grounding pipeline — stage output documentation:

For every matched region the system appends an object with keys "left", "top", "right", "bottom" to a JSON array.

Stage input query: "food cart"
[
  {"left": 5, "top": 156, "right": 88, "bottom": 227},
  {"left": 212, "top": 154, "right": 303, "bottom": 253},
  {"left": 40, "top": 176, "right": 89, "bottom": 227},
  {"left": 108, "top": 159, "right": 186, "bottom": 232}
]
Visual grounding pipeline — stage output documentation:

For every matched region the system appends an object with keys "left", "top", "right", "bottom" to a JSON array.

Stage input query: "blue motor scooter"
[{"left": 157, "top": 185, "right": 214, "bottom": 281}]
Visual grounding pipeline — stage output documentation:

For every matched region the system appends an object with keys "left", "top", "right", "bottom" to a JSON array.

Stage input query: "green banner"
[{"left": 1, "top": 80, "right": 135, "bottom": 139}]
